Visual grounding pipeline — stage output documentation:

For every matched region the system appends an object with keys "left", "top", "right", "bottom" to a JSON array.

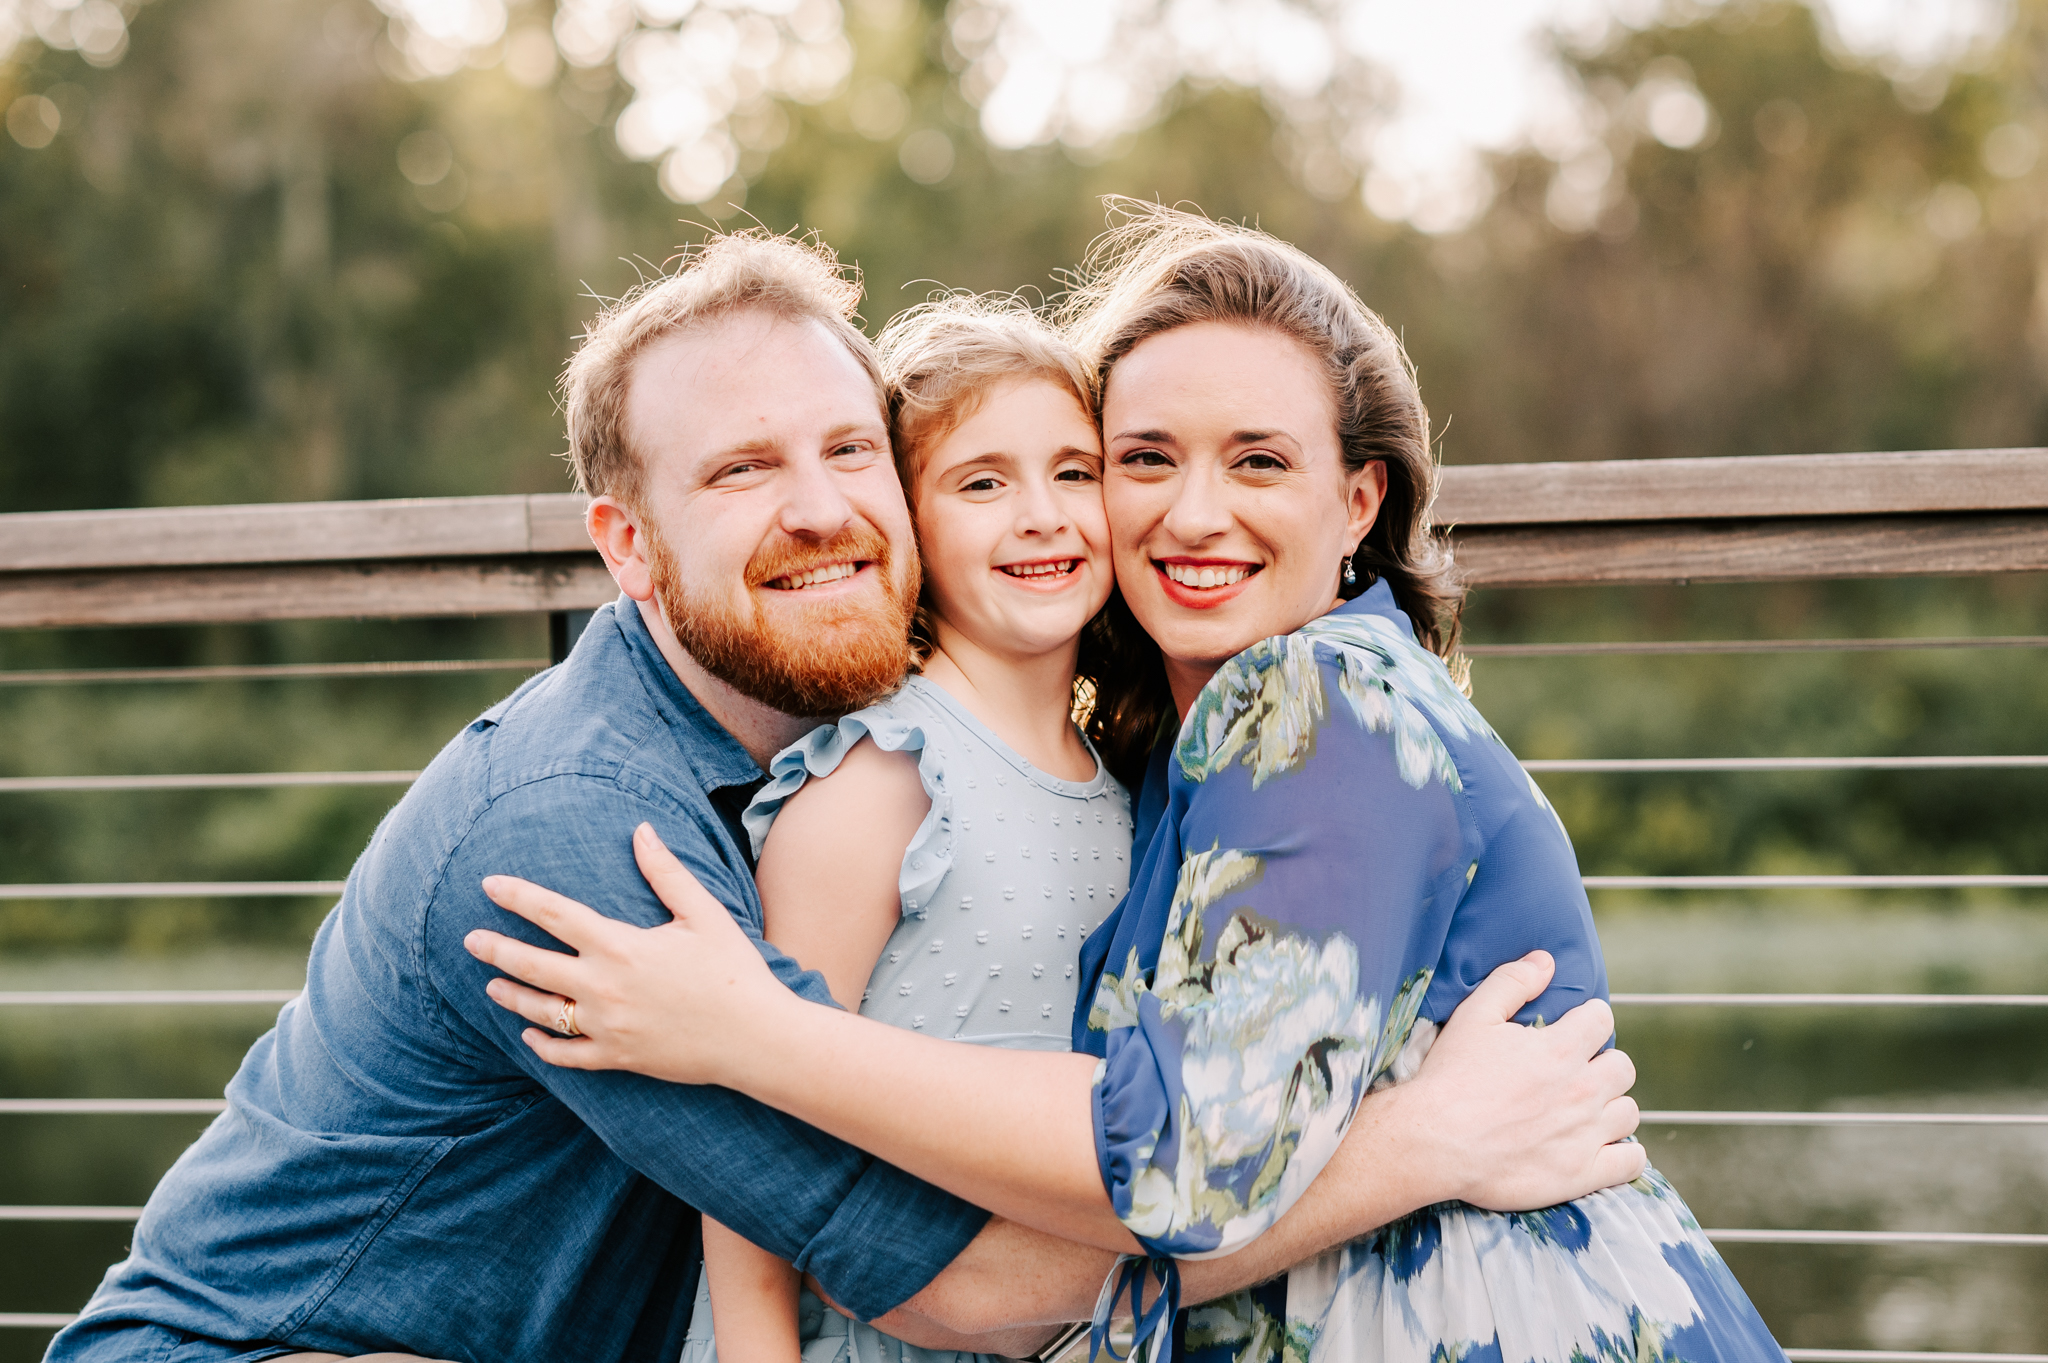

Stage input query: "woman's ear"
[{"left": 1345, "top": 459, "right": 1389, "bottom": 547}]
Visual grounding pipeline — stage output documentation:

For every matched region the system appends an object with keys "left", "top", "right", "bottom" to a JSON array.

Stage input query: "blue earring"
[{"left": 1342, "top": 557, "right": 1357, "bottom": 586}]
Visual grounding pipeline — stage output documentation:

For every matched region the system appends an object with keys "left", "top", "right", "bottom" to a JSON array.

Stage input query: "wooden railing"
[
  {"left": 3, "top": 447, "right": 2047, "bottom": 1355},
  {"left": 4, "top": 448, "right": 2044, "bottom": 629}
]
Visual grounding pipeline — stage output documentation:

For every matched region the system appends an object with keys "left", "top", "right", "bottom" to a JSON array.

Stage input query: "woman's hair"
[
  {"left": 1055, "top": 202, "right": 1466, "bottom": 778},
  {"left": 876, "top": 294, "right": 1161, "bottom": 772}
]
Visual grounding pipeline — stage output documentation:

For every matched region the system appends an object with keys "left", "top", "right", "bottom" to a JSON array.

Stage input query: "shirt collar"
[
  {"left": 610, "top": 594, "right": 771, "bottom": 794},
  {"left": 1329, "top": 578, "right": 1416, "bottom": 642}
]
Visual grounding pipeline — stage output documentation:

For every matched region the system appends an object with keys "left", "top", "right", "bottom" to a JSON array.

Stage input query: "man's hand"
[{"left": 1365, "top": 950, "right": 1644, "bottom": 1214}]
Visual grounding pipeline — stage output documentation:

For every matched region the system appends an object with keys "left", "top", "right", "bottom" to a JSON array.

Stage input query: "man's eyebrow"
[{"left": 820, "top": 420, "right": 885, "bottom": 445}]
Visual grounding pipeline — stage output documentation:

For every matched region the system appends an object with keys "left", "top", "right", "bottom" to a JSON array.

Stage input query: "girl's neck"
[{"left": 918, "top": 625, "right": 1095, "bottom": 782}]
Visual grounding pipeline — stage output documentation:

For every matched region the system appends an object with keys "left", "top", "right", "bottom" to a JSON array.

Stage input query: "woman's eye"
[
  {"left": 1237, "top": 452, "right": 1286, "bottom": 471},
  {"left": 1119, "top": 448, "right": 1171, "bottom": 468}
]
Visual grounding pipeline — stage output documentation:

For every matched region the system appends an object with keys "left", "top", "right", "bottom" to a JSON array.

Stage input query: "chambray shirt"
[{"left": 48, "top": 597, "right": 988, "bottom": 1363}]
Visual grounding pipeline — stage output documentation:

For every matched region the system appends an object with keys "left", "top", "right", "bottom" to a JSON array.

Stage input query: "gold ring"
[{"left": 557, "top": 999, "right": 580, "bottom": 1037}]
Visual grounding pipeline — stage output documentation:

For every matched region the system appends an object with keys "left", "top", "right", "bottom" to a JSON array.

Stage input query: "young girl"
[{"left": 679, "top": 296, "right": 1136, "bottom": 1363}]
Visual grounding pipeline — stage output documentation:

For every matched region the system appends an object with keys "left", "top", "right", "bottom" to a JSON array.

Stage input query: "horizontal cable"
[
  {"left": 8, "top": 1102, "right": 2039, "bottom": 1123},
  {"left": 1783, "top": 1353, "right": 2048, "bottom": 1363},
  {"left": 9, "top": 757, "right": 2042, "bottom": 794},
  {"left": 0, "top": 1314, "right": 77, "bottom": 1329},
  {"left": 8, "top": 876, "right": 2040, "bottom": 900},
  {"left": 0, "top": 1098, "right": 226, "bottom": 1114},
  {"left": 0, "top": 881, "right": 345, "bottom": 900},
  {"left": 0, "top": 1206, "right": 144, "bottom": 1221},
  {"left": 1707, "top": 1228, "right": 2048, "bottom": 1248},
  {"left": 1463, "top": 635, "right": 2048, "bottom": 657},
  {"left": 1611, "top": 992, "right": 2048, "bottom": 1007},
  {"left": 0, "top": 771, "right": 419, "bottom": 794},
  {"left": 0, "top": 990, "right": 301, "bottom": 1006},
  {"left": 4, "top": 990, "right": 2044, "bottom": 1010},
  {"left": 0, "top": 659, "right": 549, "bottom": 686},
  {"left": 1524, "top": 756, "right": 2048, "bottom": 773},
  {"left": 1644, "top": 1110, "right": 2048, "bottom": 1127},
  {"left": 1584, "top": 874, "right": 2048, "bottom": 889}
]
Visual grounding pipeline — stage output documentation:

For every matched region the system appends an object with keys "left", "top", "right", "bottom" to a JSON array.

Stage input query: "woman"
[{"left": 463, "top": 208, "right": 1749, "bottom": 1362}]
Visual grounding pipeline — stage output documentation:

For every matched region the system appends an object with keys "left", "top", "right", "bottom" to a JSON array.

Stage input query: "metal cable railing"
[
  {"left": 3, "top": 487, "right": 2045, "bottom": 1351},
  {"left": 0, "top": 659, "right": 549, "bottom": 685},
  {"left": 1461, "top": 635, "right": 2048, "bottom": 656}
]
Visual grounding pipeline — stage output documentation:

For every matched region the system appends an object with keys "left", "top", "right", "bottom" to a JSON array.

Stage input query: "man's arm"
[{"left": 421, "top": 778, "right": 987, "bottom": 1324}]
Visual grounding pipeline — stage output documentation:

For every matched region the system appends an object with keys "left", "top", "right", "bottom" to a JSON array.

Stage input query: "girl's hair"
[
  {"left": 876, "top": 294, "right": 1165, "bottom": 777},
  {"left": 1057, "top": 202, "right": 1466, "bottom": 778}
]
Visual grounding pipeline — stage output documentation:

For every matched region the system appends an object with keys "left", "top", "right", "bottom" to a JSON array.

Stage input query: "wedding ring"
[{"left": 557, "top": 999, "right": 580, "bottom": 1037}]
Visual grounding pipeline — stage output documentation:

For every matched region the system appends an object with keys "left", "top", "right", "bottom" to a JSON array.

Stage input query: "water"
[{"left": 2, "top": 907, "right": 2044, "bottom": 1359}]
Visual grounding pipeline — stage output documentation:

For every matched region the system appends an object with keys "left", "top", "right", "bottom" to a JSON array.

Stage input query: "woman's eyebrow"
[{"left": 1110, "top": 428, "right": 1176, "bottom": 444}]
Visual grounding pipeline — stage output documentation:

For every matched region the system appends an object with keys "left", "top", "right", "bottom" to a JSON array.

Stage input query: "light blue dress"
[
  {"left": 1075, "top": 583, "right": 1784, "bottom": 1363},
  {"left": 680, "top": 674, "right": 1134, "bottom": 1363}
]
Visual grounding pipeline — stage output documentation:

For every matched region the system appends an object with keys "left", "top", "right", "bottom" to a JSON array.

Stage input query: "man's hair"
[
  {"left": 561, "top": 230, "right": 884, "bottom": 510},
  {"left": 875, "top": 292, "right": 1096, "bottom": 500}
]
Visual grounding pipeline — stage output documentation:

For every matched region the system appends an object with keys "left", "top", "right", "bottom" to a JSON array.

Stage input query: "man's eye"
[
  {"left": 831, "top": 442, "right": 868, "bottom": 458},
  {"left": 724, "top": 462, "right": 765, "bottom": 478}
]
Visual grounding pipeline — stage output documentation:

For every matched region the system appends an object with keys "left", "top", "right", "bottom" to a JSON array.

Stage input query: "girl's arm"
[
  {"left": 703, "top": 1216, "right": 803, "bottom": 1363},
  {"left": 700, "top": 736, "right": 933, "bottom": 1362}
]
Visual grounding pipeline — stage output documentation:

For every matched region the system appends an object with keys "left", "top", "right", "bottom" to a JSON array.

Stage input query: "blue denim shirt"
[{"left": 50, "top": 597, "right": 989, "bottom": 1362}]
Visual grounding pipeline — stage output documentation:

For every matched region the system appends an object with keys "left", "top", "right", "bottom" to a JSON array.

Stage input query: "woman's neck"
[{"left": 919, "top": 625, "right": 1095, "bottom": 781}]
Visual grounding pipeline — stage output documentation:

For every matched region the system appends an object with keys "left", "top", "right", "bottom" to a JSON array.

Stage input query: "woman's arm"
[
  {"left": 464, "top": 827, "right": 1642, "bottom": 1249},
  {"left": 703, "top": 1217, "right": 804, "bottom": 1363}
]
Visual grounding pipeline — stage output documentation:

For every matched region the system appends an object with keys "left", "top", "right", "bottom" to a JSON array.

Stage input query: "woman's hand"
[
  {"left": 462, "top": 822, "right": 793, "bottom": 1086},
  {"left": 1338, "top": 951, "right": 1645, "bottom": 1224}
]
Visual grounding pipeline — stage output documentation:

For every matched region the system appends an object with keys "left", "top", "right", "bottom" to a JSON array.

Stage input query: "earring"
[{"left": 1342, "top": 556, "right": 1357, "bottom": 586}]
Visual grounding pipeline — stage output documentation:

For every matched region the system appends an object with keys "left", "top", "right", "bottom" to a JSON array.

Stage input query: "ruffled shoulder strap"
[{"left": 741, "top": 683, "right": 958, "bottom": 920}]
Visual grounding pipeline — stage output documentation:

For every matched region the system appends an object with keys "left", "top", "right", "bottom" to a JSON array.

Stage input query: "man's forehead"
[{"left": 625, "top": 310, "right": 885, "bottom": 456}]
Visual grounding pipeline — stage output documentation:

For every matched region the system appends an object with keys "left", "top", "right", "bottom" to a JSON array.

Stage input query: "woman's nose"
[{"left": 1160, "top": 464, "right": 1230, "bottom": 544}]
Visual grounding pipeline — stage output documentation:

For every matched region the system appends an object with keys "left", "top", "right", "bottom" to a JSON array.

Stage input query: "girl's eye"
[
  {"left": 1055, "top": 466, "right": 1098, "bottom": 484},
  {"left": 962, "top": 476, "right": 1001, "bottom": 492}
]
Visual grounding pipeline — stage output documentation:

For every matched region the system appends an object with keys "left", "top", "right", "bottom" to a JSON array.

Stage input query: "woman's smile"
[{"left": 1155, "top": 557, "right": 1260, "bottom": 606}]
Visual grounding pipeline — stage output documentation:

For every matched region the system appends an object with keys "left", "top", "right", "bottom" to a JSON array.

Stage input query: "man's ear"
[{"left": 588, "top": 496, "right": 656, "bottom": 602}]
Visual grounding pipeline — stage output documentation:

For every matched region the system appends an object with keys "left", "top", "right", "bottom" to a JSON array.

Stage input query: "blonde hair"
[
  {"left": 1057, "top": 200, "right": 1463, "bottom": 656},
  {"left": 875, "top": 293, "right": 1096, "bottom": 500},
  {"left": 562, "top": 230, "right": 882, "bottom": 509}
]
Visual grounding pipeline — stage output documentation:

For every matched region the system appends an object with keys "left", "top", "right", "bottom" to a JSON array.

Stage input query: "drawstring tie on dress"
[{"left": 1089, "top": 1254, "right": 1179, "bottom": 1363}]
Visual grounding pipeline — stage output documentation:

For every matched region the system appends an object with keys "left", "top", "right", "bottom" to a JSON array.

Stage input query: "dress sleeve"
[
  {"left": 742, "top": 703, "right": 954, "bottom": 919},
  {"left": 1089, "top": 634, "right": 1481, "bottom": 1259}
]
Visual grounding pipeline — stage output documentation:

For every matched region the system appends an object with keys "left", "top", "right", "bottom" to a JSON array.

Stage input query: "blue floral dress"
[{"left": 1073, "top": 582, "right": 1784, "bottom": 1363}]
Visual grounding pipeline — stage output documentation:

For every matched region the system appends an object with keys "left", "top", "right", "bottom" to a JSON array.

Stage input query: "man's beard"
[{"left": 646, "top": 519, "right": 918, "bottom": 720}]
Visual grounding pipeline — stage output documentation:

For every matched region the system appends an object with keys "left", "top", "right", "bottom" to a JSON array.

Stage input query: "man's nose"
[{"left": 778, "top": 454, "right": 858, "bottom": 538}]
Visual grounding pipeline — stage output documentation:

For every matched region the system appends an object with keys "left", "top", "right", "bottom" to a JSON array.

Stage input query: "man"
[{"left": 49, "top": 231, "right": 1641, "bottom": 1363}]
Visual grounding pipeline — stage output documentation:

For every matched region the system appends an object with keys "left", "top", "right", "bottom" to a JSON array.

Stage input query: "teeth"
[
  {"left": 1000, "top": 560, "right": 1078, "bottom": 579},
  {"left": 1163, "top": 563, "right": 1251, "bottom": 588},
  {"left": 771, "top": 562, "right": 859, "bottom": 590}
]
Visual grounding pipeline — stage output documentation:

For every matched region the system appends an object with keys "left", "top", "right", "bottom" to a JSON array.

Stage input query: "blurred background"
[{"left": 3, "top": 0, "right": 2047, "bottom": 1354}]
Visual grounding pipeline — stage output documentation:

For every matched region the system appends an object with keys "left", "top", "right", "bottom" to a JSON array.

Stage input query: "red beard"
[{"left": 646, "top": 519, "right": 918, "bottom": 719}]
